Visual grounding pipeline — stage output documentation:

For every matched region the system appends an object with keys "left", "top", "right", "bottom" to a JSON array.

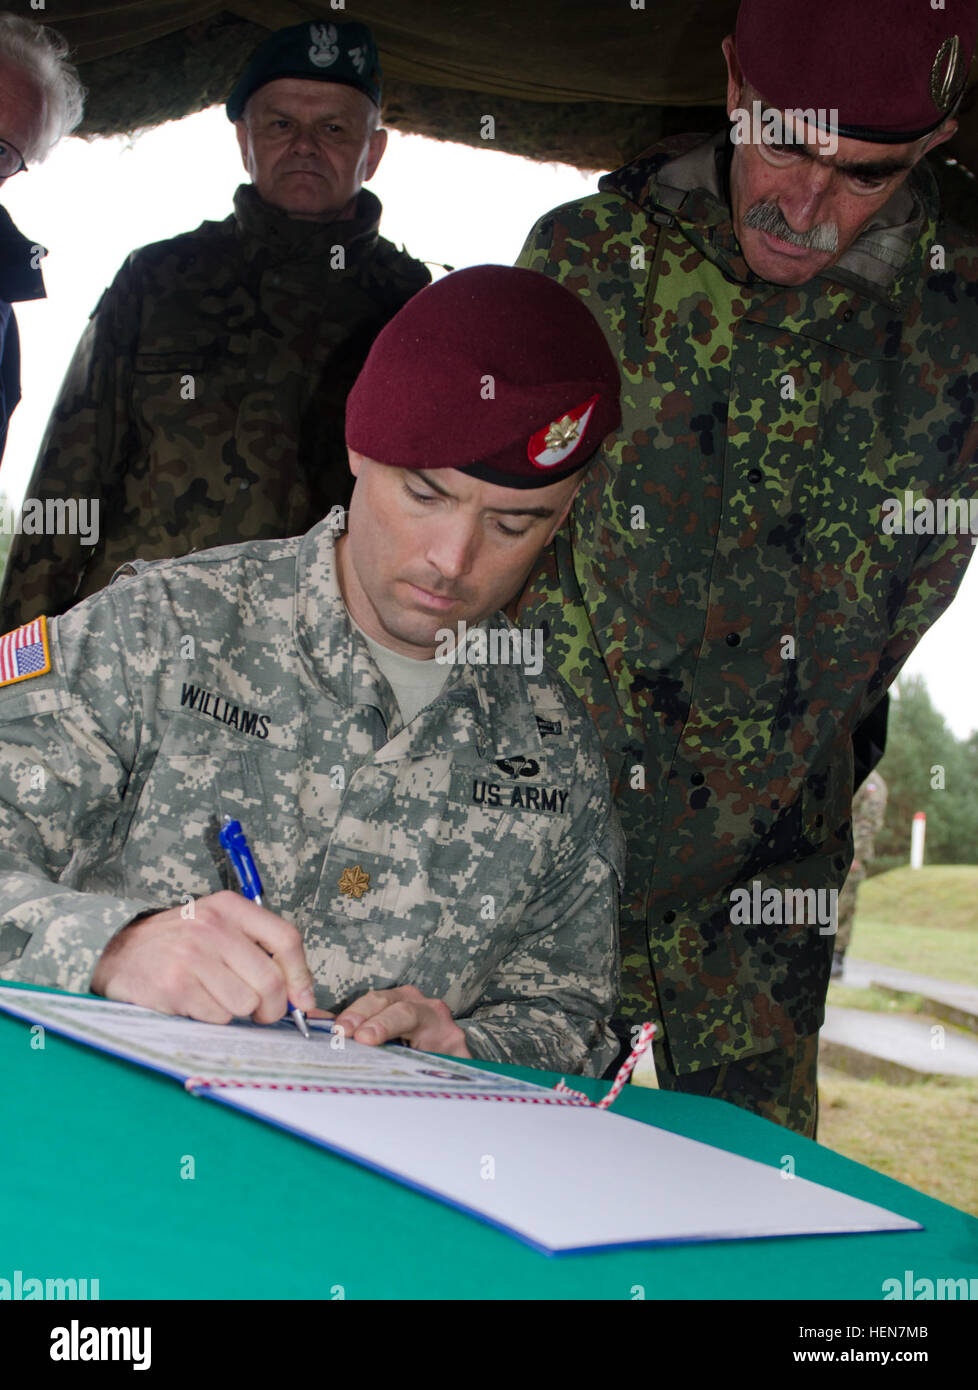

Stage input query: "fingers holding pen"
[{"left": 91, "top": 891, "right": 315, "bottom": 1025}]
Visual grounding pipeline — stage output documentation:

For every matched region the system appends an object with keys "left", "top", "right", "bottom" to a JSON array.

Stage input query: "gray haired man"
[{"left": 0, "top": 11, "right": 83, "bottom": 461}]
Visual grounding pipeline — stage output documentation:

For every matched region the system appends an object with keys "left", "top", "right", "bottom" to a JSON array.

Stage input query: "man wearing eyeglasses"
[{"left": 0, "top": 13, "right": 83, "bottom": 462}]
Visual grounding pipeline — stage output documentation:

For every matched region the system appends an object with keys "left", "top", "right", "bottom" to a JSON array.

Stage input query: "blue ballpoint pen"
[{"left": 218, "top": 814, "right": 312, "bottom": 1039}]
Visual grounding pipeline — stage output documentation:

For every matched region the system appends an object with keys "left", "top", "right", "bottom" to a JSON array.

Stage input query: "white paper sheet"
[
  {"left": 0, "top": 985, "right": 923, "bottom": 1254},
  {"left": 231, "top": 1090, "right": 922, "bottom": 1253}
]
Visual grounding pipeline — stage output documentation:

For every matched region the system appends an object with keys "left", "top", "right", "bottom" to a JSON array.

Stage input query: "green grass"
[
  {"left": 847, "top": 866, "right": 978, "bottom": 984},
  {"left": 826, "top": 984, "right": 927, "bottom": 1013},
  {"left": 819, "top": 1068, "right": 978, "bottom": 1217},
  {"left": 819, "top": 866, "right": 978, "bottom": 1214}
]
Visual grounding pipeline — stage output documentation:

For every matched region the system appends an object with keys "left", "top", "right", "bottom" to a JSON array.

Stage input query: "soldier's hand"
[
  {"left": 90, "top": 891, "right": 317, "bottom": 1026},
  {"left": 330, "top": 984, "right": 471, "bottom": 1057}
]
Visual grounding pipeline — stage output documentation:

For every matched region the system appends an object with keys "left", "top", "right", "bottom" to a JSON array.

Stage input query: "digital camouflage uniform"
[
  {"left": 0, "top": 184, "right": 430, "bottom": 631},
  {"left": 515, "top": 132, "right": 978, "bottom": 1132},
  {"left": 835, "top": 772, "right": 888, "bottom": 959},
  {"left": 0, "top": 521, "right": 621, "bottom": 1076}
]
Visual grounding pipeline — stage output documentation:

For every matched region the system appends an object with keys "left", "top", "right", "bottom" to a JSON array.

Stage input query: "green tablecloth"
[{"left": 2, "top": 980, "right": 976, "bottom": 1299}]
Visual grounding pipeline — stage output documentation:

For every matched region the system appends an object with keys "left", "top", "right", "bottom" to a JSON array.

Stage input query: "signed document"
[
  {"left": 0, "top": 984, "right": 544, "bottom": 1095},
  {"left": 0, "top": 984, "right": 922, "bottom": 1255}
]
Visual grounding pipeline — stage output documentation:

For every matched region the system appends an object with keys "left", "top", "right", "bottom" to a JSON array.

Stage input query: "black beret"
[{"left": 227, "top": 21, "right": 381, "bottom": 121}]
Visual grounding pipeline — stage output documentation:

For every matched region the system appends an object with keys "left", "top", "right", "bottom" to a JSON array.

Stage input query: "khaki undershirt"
[{"left": 351, "top": 617, "right": 451, "bottom": 726}]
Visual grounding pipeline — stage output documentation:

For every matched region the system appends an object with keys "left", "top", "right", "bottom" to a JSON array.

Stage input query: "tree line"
[{"left": 874, "top": 675, "right": 978, "bottom": 870}]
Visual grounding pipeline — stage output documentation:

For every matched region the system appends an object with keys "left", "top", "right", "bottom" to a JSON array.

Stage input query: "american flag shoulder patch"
[{"left": 0, "top": 616, "right": 52, "bottom": 688}]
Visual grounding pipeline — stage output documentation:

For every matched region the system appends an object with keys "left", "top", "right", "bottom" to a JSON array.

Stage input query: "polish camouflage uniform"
[
  {"left": 0, "top": 185, "right": 430, "bottom": 631},
  {"left": 0, "top": 521, "right": 621, "bottom": 1075},
  {"left": 835, "top": 772, "right": 888, "bottom": 960},
  {"left": 515, "top": 132, "right": 978, "bottom": 1132}
]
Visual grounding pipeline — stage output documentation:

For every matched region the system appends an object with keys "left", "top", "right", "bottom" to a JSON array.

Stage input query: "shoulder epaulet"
[{"left": 107, "top": 557, "right": 162, "bottom": 586}]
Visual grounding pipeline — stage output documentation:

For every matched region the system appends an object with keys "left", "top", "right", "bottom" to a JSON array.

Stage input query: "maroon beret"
[
  {"left": 736, "top": 0, "right": 977, "bottom": 142},
  {"left": 345, "top": 265, "right": 621, "bottom": 489}
]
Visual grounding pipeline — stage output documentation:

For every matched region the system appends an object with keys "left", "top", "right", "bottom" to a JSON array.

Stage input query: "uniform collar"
[
  {"left": 232, "top": 183, "right": 382, "bottom": 262},
  {"left": 601, "top": 129, "right": 931, "bottom": 309},
  {"left": 294, "top": 520, "right": 544, "bottom": 760},
  {"left": 0, "top": 203, "right": 46, "bottom": 304}
]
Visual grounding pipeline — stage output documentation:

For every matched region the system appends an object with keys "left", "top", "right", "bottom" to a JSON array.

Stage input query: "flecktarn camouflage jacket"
[{"left": 516, "top": 132, "right": 978, "bottom": 1072}]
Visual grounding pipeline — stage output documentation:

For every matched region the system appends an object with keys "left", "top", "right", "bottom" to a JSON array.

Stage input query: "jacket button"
[
  {"left": 725, "top": 632, "right": 741, "bottom": 647},
  {"left": 663, "top": 910, "right": 676, "bottom": 924},
  {"left": 843, "top": 308, "right": 854, "bottom": 322},
  {"left": 690, "top": 772, "right": 705, "bottom": 786},
  {"left": 747, "top": 468, "right": 762, "bottom": 484}
]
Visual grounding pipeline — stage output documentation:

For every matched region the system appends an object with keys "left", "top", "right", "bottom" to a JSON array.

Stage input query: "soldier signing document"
[{"left": 0, "top": 266, "right": 624, "bottom": 1076}]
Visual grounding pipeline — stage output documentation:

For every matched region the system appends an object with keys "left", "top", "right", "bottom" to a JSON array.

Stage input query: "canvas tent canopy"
[{"left": 9, "top": 0, "right": 978, "bottom": 224}]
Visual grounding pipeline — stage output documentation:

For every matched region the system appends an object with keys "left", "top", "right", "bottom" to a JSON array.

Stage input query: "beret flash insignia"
[
  {"left": 931, "top": 35, "right": 964, "bottom": 112},
  {"left": 528, "top": 395, "right": 598, "bottom": 470}
]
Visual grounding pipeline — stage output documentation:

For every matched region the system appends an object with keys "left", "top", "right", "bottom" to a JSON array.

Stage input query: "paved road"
[
  {"left": 821, "top": 1005, "right": 978, "bottom": 1079},
  {"left": 842, "top": 957, "right": 978, "bottom": 1020}
]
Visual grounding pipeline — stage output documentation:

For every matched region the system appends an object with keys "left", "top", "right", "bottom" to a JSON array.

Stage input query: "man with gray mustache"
[
  {"left": 514, "top": 0, "right": 978, "bottom": 1135},
  {"left": 741, "top": 202, "right": 839, "bottom": 257}
]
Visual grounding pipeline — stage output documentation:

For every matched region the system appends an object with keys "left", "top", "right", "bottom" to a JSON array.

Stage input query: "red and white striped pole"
[{"left": 910, "top": 811, "right": 926, "bottom": 869}]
